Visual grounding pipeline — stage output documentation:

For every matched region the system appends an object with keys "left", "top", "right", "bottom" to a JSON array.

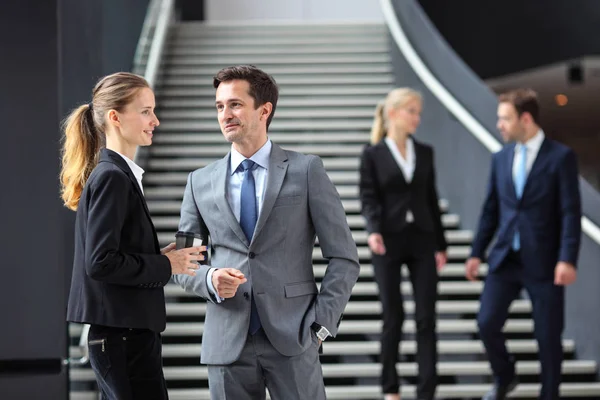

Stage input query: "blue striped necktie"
[{"left": 239, "top": 159, "right": 261, "bottom": 334}]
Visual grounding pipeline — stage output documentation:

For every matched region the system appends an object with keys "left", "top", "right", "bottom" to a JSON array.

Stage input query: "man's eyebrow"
[{"left": 215, "top": 98, "right": 244, "bottom": 105}]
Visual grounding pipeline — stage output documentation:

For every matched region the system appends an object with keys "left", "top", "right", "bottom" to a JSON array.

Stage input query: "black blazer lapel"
[
  {"left": 522, "top": 138, "right": 550, "bottom": 199},
  {"left": 101, "top": 149, "right": 160, "bottom": 252},
  {"left": 411, "top": 139, "right": 427, "bottom": 185},
  {"left": 504, "top": 144, "right": 518, "bottom": 201},
  {"left": 377, "top": 141, "right": 409, "bottom": 186}
]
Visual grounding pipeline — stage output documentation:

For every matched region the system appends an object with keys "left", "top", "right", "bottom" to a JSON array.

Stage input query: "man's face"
[
  {"left": 215, "top": 79, "right": 265, "bottom": 144},
  {"left": 497, "top": 102, "right": 525, "bottom": 143}
]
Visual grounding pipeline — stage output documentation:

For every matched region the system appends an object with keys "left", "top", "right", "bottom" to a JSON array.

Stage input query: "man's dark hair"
[
  {"left": 498, "top": 88, "right": 540, "bottom": 126},
  {"left": 213, "top": 65, "right": 279, "bottom": 129}
]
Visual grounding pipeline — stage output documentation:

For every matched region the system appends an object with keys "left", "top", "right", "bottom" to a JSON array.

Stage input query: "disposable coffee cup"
[{"left": 175, "top": 231, "right": 209, "bottom": 265}]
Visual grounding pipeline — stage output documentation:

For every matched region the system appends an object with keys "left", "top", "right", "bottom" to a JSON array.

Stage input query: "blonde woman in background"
[{"left": 359, "top": 88, "right": 447, "bottom": 400}]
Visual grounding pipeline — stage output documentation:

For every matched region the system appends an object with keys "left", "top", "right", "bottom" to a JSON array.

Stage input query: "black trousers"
[
  {"left": 87, "top": 324, "right": 169, "bottom": 400},
  {"left": 372, "top": 227, "right": 438, "bottom": 399}
]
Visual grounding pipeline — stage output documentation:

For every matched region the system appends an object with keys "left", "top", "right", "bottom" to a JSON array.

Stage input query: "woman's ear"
[{"left": 107, "top": 109, "right": 121, "bottom": 128}]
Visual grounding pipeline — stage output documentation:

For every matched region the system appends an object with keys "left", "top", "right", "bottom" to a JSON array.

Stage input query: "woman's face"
[
  {"left": 110, "top": 87, "right": 160, "bottom": 148},
  {"left": 389, "top": 98, "right": 422, "bottom": 134}
]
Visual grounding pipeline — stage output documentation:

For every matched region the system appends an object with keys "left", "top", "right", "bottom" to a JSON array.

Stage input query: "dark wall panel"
[{"left": 417, "top": 0, "right": 600, "bottom": 79}]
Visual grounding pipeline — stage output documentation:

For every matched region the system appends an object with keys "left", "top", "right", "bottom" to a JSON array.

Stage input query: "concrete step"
[
  {"left": 155, "top": 120, "right": 374, "bottom": 131},
  {"left": 165, "top": 45, "right": 389, "bottom": 57},
  {"left": 145, "top": 170, "right": 361, "bottom": 185},
  {"left": 158, "top": 85, "right": 391, "bottom": 97},
  {"left": 70, "top": 360, "right": 595, "bottom": 382},
  {"left": 149, "top": 199, "right": 456, "bottom": 218},
  {"left": 150, "top": 143, "right": 364, "bottom": 156},
  {"left": 69, "top": 317, "right": 531, "bottom": 337},
  {"left": 159, "top": 97, "right": 385, "bottom": 108},
  {"left": 150, "top": 213, "right": 461, "bottom": 231},
  {"left": 173, "top": 23, "right": 386, "bottom": 37},
  {"left": 146, "top": 156, "right": 363, "bottom": 171},
  {"left": 157, "top": 55, "right": 391, "bottom": 66},
  {"left": 70, "top": 382, "right": 600, "bottom": 400},
  {"left": 155, "top": 109, "right": 382, "bottom": 120},
  {"left": 69, "top": 339, "right": 574, "bottom": 359},
  {"left": 160, "top": 75, "right": 393, "bottom": 87},
  {"left": 155, "top": 299, "right": 529, "bottom": 317},
  {"left": 163, "top": 280, "right": 481, "bottom": 299},
  {"left": 167, "top": 37, "right": 390, "bottom": 47},
  {"left": 145, "top": 185, "right": 440, "bottom": 201},
  {"left": 159, "top": 65, "right": 394, "bottom": 76}
]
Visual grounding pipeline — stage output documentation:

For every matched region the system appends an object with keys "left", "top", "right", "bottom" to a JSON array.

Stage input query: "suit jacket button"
[
  {"left": 243, "top": 292, "right": 249, "bottom": 300},
  {"left": 249, "top": 252, "right": 255, "bottom": 259}
]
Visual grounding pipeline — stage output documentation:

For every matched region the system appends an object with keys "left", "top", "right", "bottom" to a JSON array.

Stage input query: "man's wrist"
[{"left": 311, "top": 322, "right": 330, "bottom": 341}]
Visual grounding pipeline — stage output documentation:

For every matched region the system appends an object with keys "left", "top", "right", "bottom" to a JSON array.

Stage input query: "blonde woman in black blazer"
[
  {"left": 359, "top": 88, "right": 447, "bottom": 400},
  {"left": 60, "top": 72, "right": 206, "bottom": 400}
]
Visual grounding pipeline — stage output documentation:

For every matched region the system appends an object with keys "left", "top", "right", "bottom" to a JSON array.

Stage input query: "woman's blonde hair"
[
  {"left": 369, "top": 88, "right": 423, "bottom": 145},
  {"left": 60, "top": 72, "right": 150, "bottom": 210}
]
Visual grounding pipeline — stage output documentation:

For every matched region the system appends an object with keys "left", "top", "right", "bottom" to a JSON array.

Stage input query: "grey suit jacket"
[{"left": 172, "top": 143, "right": 360, "bottom": 365}]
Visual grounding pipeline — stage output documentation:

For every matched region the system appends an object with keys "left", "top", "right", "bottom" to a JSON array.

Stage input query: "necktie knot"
[{"left": 241, "top": 159, "right": 256, "bottom": 172}]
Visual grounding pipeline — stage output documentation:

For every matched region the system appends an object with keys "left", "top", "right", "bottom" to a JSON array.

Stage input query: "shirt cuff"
[{"left": 206, "top": 268, "right": 224, "bottom": 303}]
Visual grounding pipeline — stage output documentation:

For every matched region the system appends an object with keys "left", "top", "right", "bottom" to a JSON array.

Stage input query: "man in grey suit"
[{"left": 172, "top": 65, "right": 360, "bottom": 399}]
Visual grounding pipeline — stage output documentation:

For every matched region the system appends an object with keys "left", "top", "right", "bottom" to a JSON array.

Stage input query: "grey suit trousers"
[{"left": 208, "top": 329, "right": 326, "bottom": 400}]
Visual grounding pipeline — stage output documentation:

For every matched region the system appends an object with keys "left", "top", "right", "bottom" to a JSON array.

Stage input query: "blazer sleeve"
[
  {"left": 427, "top": 148, "right": 448, "bottom": 251},
  {"left": 557, "top": 149, "right": 582, "bottom": 265},
  {"left": 308, "top": 155, "right": 360, "bottom": 337},
  {"left": 84, "top": 168, "right": 172, "bottom": 286},
  {"left": 170, "top": 171, "right": 216, "bottom": 302},
  {"left": 470, "top": 155, "right": 500, "bottom": 259},
  {"left": 359, "top": 145, "right": 383, "bottom": 234}
]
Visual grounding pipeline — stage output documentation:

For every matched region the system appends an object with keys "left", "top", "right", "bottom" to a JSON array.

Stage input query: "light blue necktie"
[
  {"left": 239, "top": 159, "right": 261, "bottom": 335},
  {"left": 512, "top": 145, "right": 527, "bottom": 250}
]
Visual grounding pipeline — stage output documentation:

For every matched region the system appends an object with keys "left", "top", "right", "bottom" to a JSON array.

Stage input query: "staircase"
[{"left": 69, "top": 22, "right": 600, "bottom": 399}]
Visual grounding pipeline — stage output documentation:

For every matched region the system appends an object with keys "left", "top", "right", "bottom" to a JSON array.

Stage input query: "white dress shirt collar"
[
  {"left": 230, "top": 139, "right": 272, "bottom": 174},
  {"left": 113, "top": 150, "right": 145, "bottom": 193},
  {"left": 517, "top": 129, "right": 545, "bottom": 153}
]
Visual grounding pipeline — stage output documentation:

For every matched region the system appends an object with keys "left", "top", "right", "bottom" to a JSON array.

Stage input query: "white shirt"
[
  {"left": 227, "top": 140, "right": 271, "bottom": 221},
  {"left": 385, "top": 137, "right": 415, "bottom": 183},
  {"left": 114, "top": 151, "right": 145, "bottom": 194},
  {"left": 512, "top": 130, "right": 545, "bottom": 181},
  {"left": 207, "top": 140, "right": 272, "bottom": 302},
  {"left": 384, "top": 137, "right": 415, "bottom": 222}
]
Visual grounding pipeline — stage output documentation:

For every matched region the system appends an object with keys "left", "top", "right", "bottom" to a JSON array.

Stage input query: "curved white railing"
[{"left": 380, "top": 0, "right": 600, "bottom": 246}]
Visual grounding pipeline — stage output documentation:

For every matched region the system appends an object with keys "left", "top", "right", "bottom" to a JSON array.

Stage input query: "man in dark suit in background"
[{"left": 465, "top": 89, "right": 581, "bottom": 400}]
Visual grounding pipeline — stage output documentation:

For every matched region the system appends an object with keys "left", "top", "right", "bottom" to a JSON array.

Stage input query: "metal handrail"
[
  {"left": 66, "top": 0, "right": 175, "bottom": 367},
  {"left": 380, "top": 0, "right": 600, "bottom": 246}
]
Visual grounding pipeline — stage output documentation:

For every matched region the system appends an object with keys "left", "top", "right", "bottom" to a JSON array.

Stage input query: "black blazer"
[
  {"left": 359, "top": 138, "right": 447, "bottom": 251},
  {"left": 66, "top": 149, "right": 172, "bottom": 332}
]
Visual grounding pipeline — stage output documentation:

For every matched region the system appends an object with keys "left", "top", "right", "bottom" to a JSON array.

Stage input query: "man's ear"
[
  {"left": 520, "top": 111, "right": 533, "bottom": 125},
  {"left": 261, "top": 102, "right": 273, "bottom": 121}
]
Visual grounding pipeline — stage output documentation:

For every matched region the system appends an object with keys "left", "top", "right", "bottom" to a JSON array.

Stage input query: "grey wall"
[
  {"left": 206, "top": 0, "right": 383, "bottom": 21},
  {"left": 0, "top": 0, "right": 69, "bottom": 397},
  {"left": 0, "top": 0, "right": 150, "bottom": 398},
  {"left": 390, "top": 0, "right": 600, "bottom": 372}
]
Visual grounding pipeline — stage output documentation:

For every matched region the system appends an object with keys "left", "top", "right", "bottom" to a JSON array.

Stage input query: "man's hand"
[
  {"left": 212, "top": 268, "right": 247, "bottom": 298},
  {"left": 435, "top": 251, "right": 447, "bottom": 271},
  {"left": 554, "top": 261, "right": 577, "bottom": 286},
  {"left": 465, "top": 257, "right": 481, "bottom": 281},
  {"left": 165, "top": 246, "right": 206, "bottom": 276},
  {"left": 367, "top": 233, "right": 386, "bottom": 255}
]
